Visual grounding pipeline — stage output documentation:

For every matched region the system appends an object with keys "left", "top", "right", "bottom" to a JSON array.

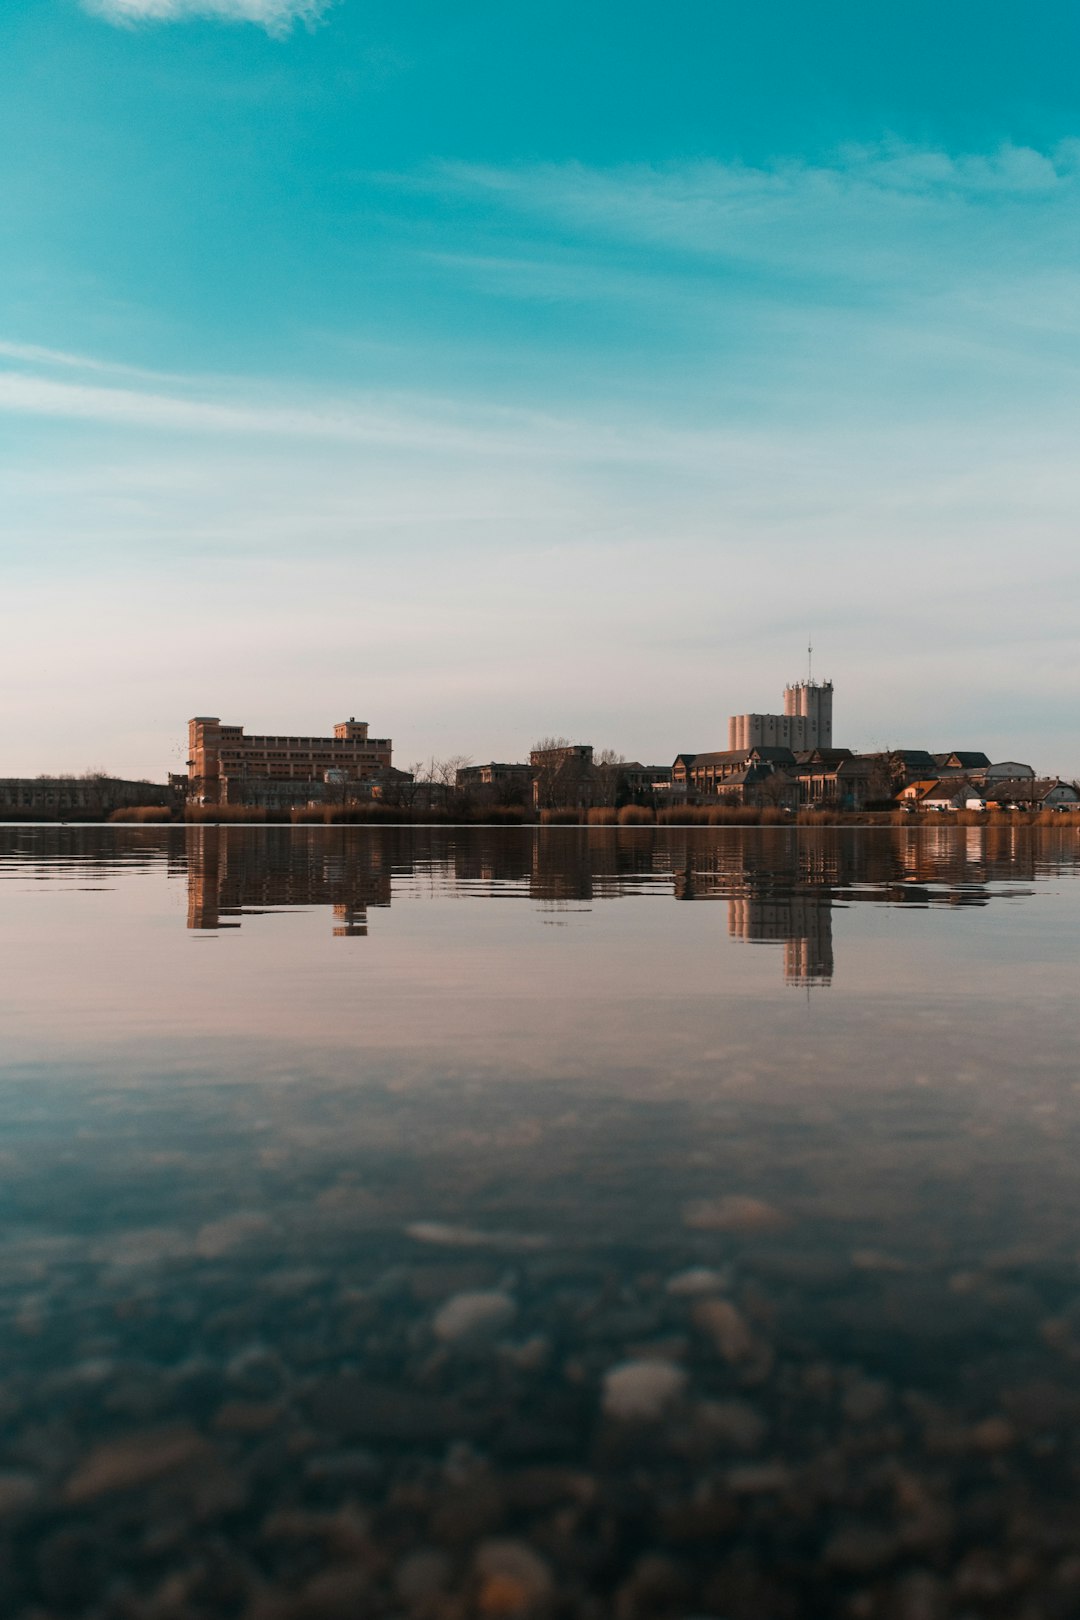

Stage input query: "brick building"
[{"left": 187, "top": 716, "right": 395, "bottom": 806}]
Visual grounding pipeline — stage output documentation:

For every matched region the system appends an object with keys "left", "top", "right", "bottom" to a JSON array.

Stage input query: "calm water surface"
[{"left": 1, "top": 823, "right": 1080, "bottom": 1620}]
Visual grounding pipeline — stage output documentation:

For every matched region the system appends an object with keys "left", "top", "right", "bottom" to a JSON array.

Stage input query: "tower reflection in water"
[{"left": 182, "top": 823, "right": 1050, "bottom": 987}]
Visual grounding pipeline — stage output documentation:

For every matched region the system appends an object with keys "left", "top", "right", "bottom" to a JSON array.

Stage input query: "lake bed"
[{"left": 1, "top": 824, "right": 1079, "bottom": 1619}]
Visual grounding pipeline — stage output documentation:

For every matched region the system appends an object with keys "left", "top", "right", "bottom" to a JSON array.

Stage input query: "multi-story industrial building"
[
  {"left": 728, "top": 678, "right": 833, "bottom": 752},
  {"left": 187, "top": 716, "right": 394, "bottom": 806},
  {"left": 0, "top": 776, "right": 173, "bottom": 818}
]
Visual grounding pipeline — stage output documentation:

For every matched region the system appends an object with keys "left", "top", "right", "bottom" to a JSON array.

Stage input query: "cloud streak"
[
  {"left": 0, "top": 355, "right": 778, "bottom": 470},
  {"left": 417, "top": 141, "right": 1080, "bottom": 294},
  {"left": 82, "top": 0, "right": 333, "bottom": 36}
]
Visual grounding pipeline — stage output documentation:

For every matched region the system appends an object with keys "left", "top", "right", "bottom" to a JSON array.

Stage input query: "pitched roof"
[
  {"left": 933, "top": 751, "right": 991, "bottom": 769},
  {"left": 985, "top": 778, "right": 1079, "bottom": 803},
  {"left": 920, "top": 778, "right": 975, "bottom": 803},
  {"left": 688, "top": 746, "right": 796, "bottom": 767},
  {"left": 793, "top": 748, "right": 854, "bottom": 767},
  {"left": 891, "top": 750, "right": 938, "bottom": 767}
]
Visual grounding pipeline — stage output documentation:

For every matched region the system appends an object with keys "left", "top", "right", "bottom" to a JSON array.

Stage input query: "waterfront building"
[
  {"left": 729, "top": 678, "right": 834, "bottom": 752},
  {"left": 187, "top": 716, "right": 394, "bottom": 806},
  {"left": 983, "top": 760, "right": 1035, "bottom": 781},
  {"left": 619, "top": 763, "right": 674, "bottom": 800},
  {"left": 0, "top": 776, "right": 172, "bottom": 818},
  {"left": 790, "top": 749, "right": 876, "bottom": 810},
  {"left": 983, "top": 778, "right": 1079, "bottom": 810},
  {"left": 932, "top": 751, "right": 991, "bottom": 776},
  {"left": 682, "top": 746, "right": 796, "bottom": 799},
  {"left": 456, "top": 762, "right": 536, "bottom": 803},
  {"left": 904, "top": 778, "right": 978, "bottom": 811},
  {"left": 530, "top": 744, "right": 599, "bottom": 811}
]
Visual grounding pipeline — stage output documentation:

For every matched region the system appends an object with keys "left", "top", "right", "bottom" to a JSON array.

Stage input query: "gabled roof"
[
  {"left": 933, "top": 751, "right": 991, "bottom": 769},
  {"left": 690, "top": 746, "right": 796, "bottom": 766},
  {"left": 920, "top": 778, "right": 975, "bottom": 803},
  {"left": 793, "top": 748, "right": 854, "bottom": 767},
  {"left": 835, "top": 756, "right": 876, "bottom": 776},
  {"left": 721, "top": 764, "right": 776, "bottom": 786},
  {"left": 891, "top": 749, "right": 938, "bottom": 767},
  {"left": 985, "top": 778, "right": 1079, "bottom": 803}
]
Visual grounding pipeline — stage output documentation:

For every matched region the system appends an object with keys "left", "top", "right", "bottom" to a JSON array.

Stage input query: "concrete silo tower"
[{"left": 784, "top": 679, "right": 833, "bottom": 748}]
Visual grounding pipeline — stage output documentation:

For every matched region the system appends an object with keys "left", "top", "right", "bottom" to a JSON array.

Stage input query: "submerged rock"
[
  {"left": 433, "top": 1290, "right": 518, "bottom": 1344},
  {"left": 692, "top": 1299, "right": 755, "bottom": 1363},
  {"left": 665, "top": 1267, "right": 730, "bottom": 1296},
  {"left": 474, "top": 1538, "right": 553, "bottom": 1615},
  {"left": 602, "top": 1359, "right": 687, "bottom": 1421},
  {"left": 682, "top": 1195, "right": 787, "bottom": 1233},
  {"left": 63, "top": 1424, "right": 214, "bottom": 1504}
]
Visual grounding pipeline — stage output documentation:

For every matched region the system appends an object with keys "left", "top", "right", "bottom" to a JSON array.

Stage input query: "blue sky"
[{"left": 2, "top": 0, "right": 1078, "bottom": 776}]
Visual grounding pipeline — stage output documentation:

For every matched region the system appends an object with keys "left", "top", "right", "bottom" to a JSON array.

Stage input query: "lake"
[{"left": 1, "top": 822, "right": 1079, "bottom": 1619}]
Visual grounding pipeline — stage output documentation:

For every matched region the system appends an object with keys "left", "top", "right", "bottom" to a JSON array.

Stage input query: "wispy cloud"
[
  {"left": 416, "top": 142, "right": 1080, "bottom": 290},
  {"left": 82, "top": 0, "right": 333, "bottom": 36},
  {"left": 0, "top": 354, "right": 758, "bottom": 469}
]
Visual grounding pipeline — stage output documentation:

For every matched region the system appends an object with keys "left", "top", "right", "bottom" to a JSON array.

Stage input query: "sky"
[{"left": 1, "top": 0, "right": 1078, "bottom": 778}]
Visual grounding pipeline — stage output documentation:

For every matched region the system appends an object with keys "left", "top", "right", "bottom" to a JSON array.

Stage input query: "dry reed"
[{"left": 108, "top": 806, "right": 173, "bottom": 823}]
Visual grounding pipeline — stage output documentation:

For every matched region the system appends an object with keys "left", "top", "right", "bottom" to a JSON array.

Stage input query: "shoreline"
[{"left": 3, "top": 809, "right": 1079, "bottom": 830}]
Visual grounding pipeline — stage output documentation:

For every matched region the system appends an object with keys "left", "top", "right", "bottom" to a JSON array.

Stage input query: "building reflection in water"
[
  {"left": 180, "top": 823, "right": 1055, "bottom": 986},
  {"left": 185, "top": 825, "right": 391, "bottom": 934},
  {"left": 726, "top": 896, "right": 834, "bottom": 985}
]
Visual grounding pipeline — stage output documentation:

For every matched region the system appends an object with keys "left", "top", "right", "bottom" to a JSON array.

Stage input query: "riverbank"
[{"left": 90, "top": 804, "right": 1080, "bottom": 828}]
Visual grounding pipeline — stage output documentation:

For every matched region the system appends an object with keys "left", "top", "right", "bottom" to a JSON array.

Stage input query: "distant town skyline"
[{"left": 2, "top": 2, "right": 1078, "bottom": 779}]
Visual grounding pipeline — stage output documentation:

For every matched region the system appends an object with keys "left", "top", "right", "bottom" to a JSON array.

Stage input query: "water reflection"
[
  {"left": 2, "top": 824, "right": 1080, "bottom": 1619},
  {"left": 168, "top": 823, "right": 1058, "bottom": 988},
  {"left": 185, "top": 825, "right": 392, "bottom": 934}
]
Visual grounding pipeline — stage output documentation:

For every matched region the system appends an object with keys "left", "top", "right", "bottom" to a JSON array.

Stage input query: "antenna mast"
[{"left": 808, "top": 635, "right": 813, "bottom": 685}]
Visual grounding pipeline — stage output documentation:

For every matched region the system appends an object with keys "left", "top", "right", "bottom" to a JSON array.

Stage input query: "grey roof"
[
  {"left": 985, "top": 778, "right": 1078, "bottom": 802},
  {"left": 888, "top": 750, "right": 938, "bottom": 767},
  {"left": 689, "top": 746, "right": 796, "bottom": 768},
  {"left": 793, "top": 748, "right": 854, "bottom": 767},
  {"left": 933, "top": 751, "right": 991, "bottom": 769},
  {"left": 920, "top": 778, "right": 974, "bottom": 801}
]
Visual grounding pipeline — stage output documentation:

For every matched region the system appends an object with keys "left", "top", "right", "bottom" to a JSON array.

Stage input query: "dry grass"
[
  {"left": 168, "top": 800, "right": 1080, "bottom": 831},
  {"left": 290, "top": 804, "right": 403, "bottom": 824},
  {"left": 944, "top": 807, "right": 1080, "bottom": 828},
  {"left": 108, "top": 806, "right": 173, "bottom": 823}
]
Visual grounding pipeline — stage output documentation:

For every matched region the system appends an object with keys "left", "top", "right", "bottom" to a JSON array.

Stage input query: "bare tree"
[
  {"left": 865, "top": 749, "right": 907, "bottom": 806},
  {"left": 405, "top": 756, "right": 475, "bottom": 813},
  {"left": 593, "top": 747, "right": 626, "bottom": 807},
  {"left": 428, "top": 755, "right": 473, "bottom": 787},
  {"left": 757, "top": 769, "right": 795, "bottom": 808}
]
